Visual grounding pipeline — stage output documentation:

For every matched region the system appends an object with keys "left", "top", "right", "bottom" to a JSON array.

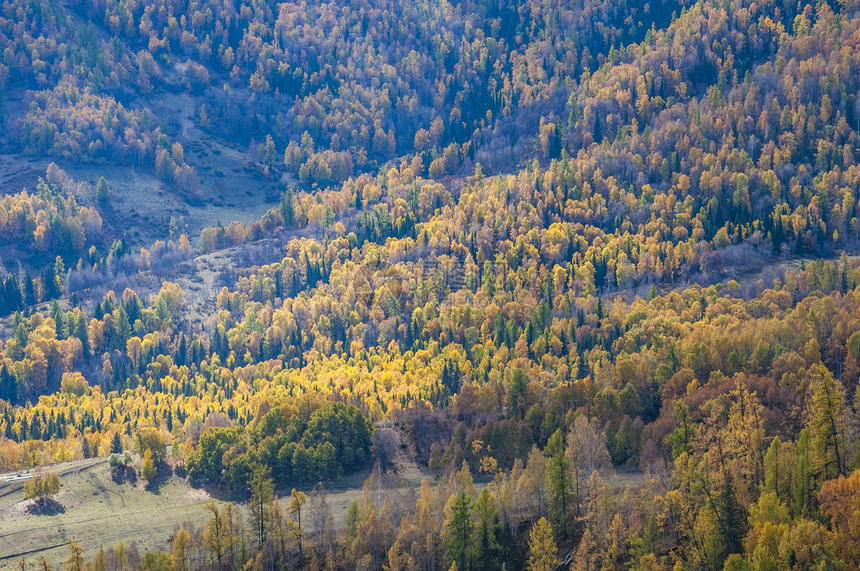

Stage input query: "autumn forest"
[{"left": 1, "top": 0, "right": 860, "bottom": 569}]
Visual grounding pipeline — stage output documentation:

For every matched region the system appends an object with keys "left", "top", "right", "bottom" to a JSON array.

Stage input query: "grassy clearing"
[
  {"left": 0, "top": 458, "right": 215, "bottom": 568},
  {"left": 0, "top": 455, "right": 438, "bottom": 569}
]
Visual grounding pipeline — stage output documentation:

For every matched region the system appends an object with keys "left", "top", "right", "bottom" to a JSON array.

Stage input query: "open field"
[
  {"left": 0, "top": 455, "right": 438, "bottom": 568},
  {"left": 0, "top": 458, "right": 215, "bottom": 568}
]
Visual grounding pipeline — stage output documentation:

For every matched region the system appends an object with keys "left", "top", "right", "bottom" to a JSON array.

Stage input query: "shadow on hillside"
[
  {"left": 186, "top": 474, "right": 244, "bottom": 503},
  {"left": 184, "top": 464, "right": 389, "bottom": 505},
  {"left": 111, "top": 465, "right": 137, "bottom": 485},
  {"left": 26, "top": 498, "right": 65, "bottom": 516},
  {"left": 144, "top": 463, "right": 172, "bottom": 494}
]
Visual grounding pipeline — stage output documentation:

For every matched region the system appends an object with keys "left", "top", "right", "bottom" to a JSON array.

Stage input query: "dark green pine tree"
[
  {"left": 111, "top": 431, "right": 123, "bottom": 454},
  {"left": 446, "top": 492, "right": 473, "bottom": 571},
  {"left": 23, "top": 273, "right": 36, "bottom": 307},
  {"left": 50, "top": 300, "right": 66, "bottom": 339},
  {"left": 75, "top": 315, "right": 90, "bottom": 360},
  {"left": 647, "top": 283, "right": 658, "bottom": 301},
  {"left": 545, "top": 428, "right": 574, "bottom": 537},
  {"left": 577, "top": 350, "right": 589, "bottom": 379},
  {"left": 41, "top": 266, "right": 58, "bottom": 300},
  {"left": 719, "top": 470, "right": 746, "bottom": 555},
  {"left": 96, "top": 176, "right": 110, "bottom": 202},
  {"left": 176, "top": 333, "right": 187, "bottom": 367},
  {"left": 0, "top": 365, "right": 16, "bottom": 405},
  {"left": 472, "top": 488, "right": 501, "bottom": 571},
  {"left": 4, "top": 274, "right": 22, "bottom": 313},
  {"left": 508, "top": 369, "right": 528, "bottom": 420},
  {"left": 281, "top": 189, "right": 295, "bottom": 227},
  {"left": 113, "top": 305, "right": 131, "bottom": 349}
]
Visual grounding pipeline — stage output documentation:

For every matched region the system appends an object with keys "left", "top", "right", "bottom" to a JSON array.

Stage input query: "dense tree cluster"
[
  {"left": 22, "top": 80, "right": 156, "bottom": 164},
  {"left": 22, "top": 470, "right": 60, "bottom": 505},
  {"left": 187, "top": 400, "right": 372, "bottom": 491},
  {"left": 0, "top": 169, "right": 102, "bottom": 254},
  {"left": 69, "top": 0, "right": 688, "bottom": 181},
  {"left": 20, "top": 80, "right": 199, "bottom": 190},
  {"left": 1, "top": 0, "right": 694, "bottom": 186}
]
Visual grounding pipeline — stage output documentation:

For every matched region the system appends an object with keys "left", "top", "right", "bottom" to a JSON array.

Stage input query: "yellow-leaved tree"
[
  {"left": 24, "top": 471, "right": 60, "bottom": 506},
  {"left": 528, "top": 517, "right": 560, "bottom": 571},
  {"left": 141, "top": 449, "right": 156, "bottom": 481}
]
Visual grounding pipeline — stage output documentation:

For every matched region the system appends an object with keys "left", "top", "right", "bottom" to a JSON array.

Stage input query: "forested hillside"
[{"left": 1, "top": 0, "right": 860, "bottom": 569}]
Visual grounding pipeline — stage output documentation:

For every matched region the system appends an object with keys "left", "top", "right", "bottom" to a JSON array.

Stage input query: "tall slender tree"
[
  {"left": 446, "top": 492, "right": 473, "bottom": 571},
  {"left": 249, "top": 464, "right": 275, "bottom": 549},
  {"left": 472, "top": 488, "right": 500, "bottom": 571},
  {"left": 546, "top": 429, "right": 573, "bottom": 536},
  {"left": 808, "top": 365, "right": 846, "bottom": 481},
  {"left": 287, "top": 488, "right": 307, "bottom": 567}
]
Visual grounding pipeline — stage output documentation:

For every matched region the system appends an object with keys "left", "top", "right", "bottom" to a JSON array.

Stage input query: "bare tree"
[
  {"left": 371, "top": 426, "right": 401, "bottom": 473},
  {"left": 566, "top": 415, "right": 612, "bottom": 516},
  {"left": 308, "top": 485, "right": 336, "bottom": 562}
]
